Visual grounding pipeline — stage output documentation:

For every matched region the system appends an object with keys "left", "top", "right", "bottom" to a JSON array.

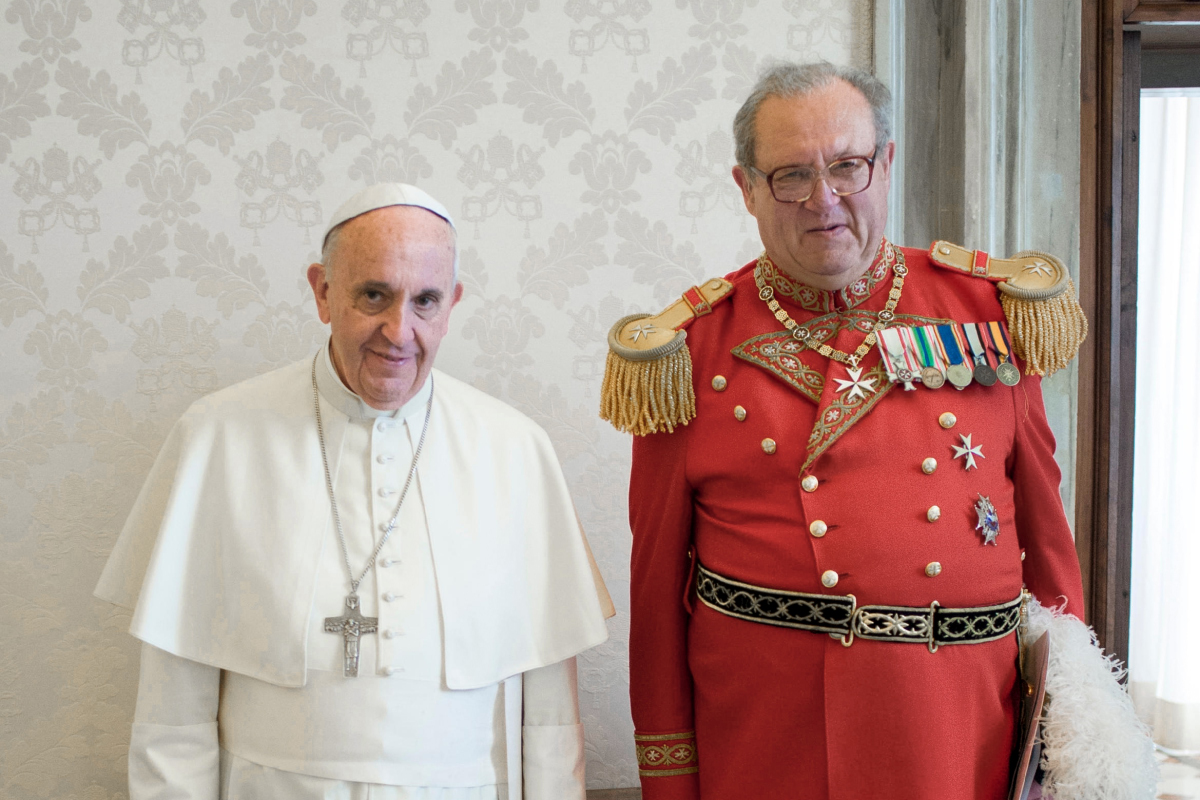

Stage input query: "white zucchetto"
[{"left": 323, "top": 183, "right": 456, "bottom": 247}]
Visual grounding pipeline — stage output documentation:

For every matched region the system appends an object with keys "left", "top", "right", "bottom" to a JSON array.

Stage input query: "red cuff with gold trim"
[{"left": 635, "top": 730, "right": 699, "bottom": 777}]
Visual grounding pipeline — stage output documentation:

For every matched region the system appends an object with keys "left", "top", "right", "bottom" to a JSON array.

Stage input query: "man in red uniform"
[{"left": 602, "top": 62, "right": 1085, "bottom": 799}]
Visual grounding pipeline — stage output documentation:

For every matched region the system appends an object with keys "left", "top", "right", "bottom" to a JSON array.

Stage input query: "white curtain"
[{"left": 1130, "top": 93, "right": 1200, "bottom": 755}]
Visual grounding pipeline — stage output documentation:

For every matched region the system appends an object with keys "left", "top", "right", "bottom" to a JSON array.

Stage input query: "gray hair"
[
  {"left": 321, "top": 214, "right": 459, "bottom": 285},
  {"left": 733, "top": 61, "right": 893, "bottom": 171}
]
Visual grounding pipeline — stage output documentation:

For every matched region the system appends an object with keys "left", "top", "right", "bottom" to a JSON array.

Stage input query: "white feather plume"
[{"left": 1024, "top": 598, "right": 1158, "bottom": 800}]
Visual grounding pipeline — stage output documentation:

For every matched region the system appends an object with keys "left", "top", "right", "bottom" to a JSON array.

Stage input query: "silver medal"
[{"left": 997, "top": 361, "right": 1021, "bottom": 386}]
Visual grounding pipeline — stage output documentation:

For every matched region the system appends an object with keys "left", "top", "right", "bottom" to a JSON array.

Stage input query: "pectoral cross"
[{"left": 324, "top": 594, "right": 377, "bottom": 677}]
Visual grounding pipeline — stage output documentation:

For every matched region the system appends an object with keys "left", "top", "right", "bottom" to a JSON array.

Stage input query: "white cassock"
[{"left": 96, "top": 343, "right": 613, "bottom": 799}]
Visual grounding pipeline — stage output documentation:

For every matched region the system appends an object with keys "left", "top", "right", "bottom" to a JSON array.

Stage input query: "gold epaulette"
[
  {"left": 599, "top": 278, "right": 735, "bottom": 436},
  {"left": 929, "top": 241, "right": 1088, "bottom": 377}
]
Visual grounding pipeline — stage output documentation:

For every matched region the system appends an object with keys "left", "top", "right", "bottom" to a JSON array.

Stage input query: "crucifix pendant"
[{"left": 324, "top": 593, "right": 378, "bottom": 677}]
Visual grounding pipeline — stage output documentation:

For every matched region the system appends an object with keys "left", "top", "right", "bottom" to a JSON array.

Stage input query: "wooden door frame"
[{"left": 1077, "top": 0, "right": 1200, "bottom": 665}]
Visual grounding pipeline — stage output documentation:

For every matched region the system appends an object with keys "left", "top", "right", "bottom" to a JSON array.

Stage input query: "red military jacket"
[{"left": 626, "top": 241, "right": 1085, "bottom": 800}]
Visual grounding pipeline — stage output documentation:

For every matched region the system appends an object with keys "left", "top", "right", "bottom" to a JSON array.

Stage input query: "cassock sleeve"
[
  {"left": 1008, "top": 374, "right": 1086, "bottom": 617},
  {"left": 129, "top": 643, "right": 221, "bottom": 800},
  {"left": 628, "top": 426, "right": 700, "bottom": 799},
  {"left": 522, "top": 656, "right": 585, "bottom": 799}
]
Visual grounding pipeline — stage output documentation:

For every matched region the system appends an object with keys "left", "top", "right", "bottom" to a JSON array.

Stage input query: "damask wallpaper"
[{"left": 0, "top": 1, "right": 870, "bottom": 795}]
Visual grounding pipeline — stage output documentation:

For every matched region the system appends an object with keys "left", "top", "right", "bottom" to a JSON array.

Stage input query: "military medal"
[
  {"left": 911, "top": 326, "right": 945, "bottom": 389},
  {"left": 975, "top": 494, "right": 1000, "bottom": 545},
  {"left": 947, "top": 364, "right": 973, "bottom": 388},
  {"left": 965, "top": 324, "right": 998, "bottom": 386},
  {"left": 996, "top": 361, "right": 1020, "bottom": 386},
  {"left": 938, "top": 324, "right": 973, "bottom": 389},
  {"left": 878, "top": 328, "right": 917, "bottom": 390},
  {"left": 990, "top": 320, "right": 1022, "bottom": 386},
  {"left": 921, "top": 367, "right": 945, "bottom": 389}
]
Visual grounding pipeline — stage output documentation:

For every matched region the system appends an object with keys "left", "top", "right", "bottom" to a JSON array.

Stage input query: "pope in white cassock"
[{"left": 95, "top": 184, "right": 614, "bottom": 799}]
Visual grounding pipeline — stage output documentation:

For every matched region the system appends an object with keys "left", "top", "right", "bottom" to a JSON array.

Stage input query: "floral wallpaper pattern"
[{"left": 0, "top": 0, "right": 870, "bottom": 795}]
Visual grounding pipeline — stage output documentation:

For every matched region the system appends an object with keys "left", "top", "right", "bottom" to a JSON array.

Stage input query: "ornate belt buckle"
[
  {"left": 927, "top": 600, "right": 941, "bottom": 654},
  {"left": 840, "top": 594, "right": 858, "bottom": 648}
]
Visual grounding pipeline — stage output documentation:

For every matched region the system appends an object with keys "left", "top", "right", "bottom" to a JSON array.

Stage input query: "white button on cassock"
[
  {"left": 383, "top": 628, "right": 403, "bottom": 639},
  {"left": 820, "top": 570, "right": 839, "bottom": 588},
  {"left": 801, "top": 475, "right": 818, "bottom": 493},
  {"left": 377, "top": 454, "right": 393, "bottom": 464},
  {"left": 383, "top": 592, "right": 398, "bottom": 602},
  {"left": 379, "top": 487, "right": 396, "bottom": 497},
  {"left": 383, "top": 666, "right": 403, "bottom": 676}
]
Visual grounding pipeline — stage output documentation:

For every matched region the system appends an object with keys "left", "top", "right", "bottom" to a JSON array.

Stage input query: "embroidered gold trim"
[
  {"left": 696, "top": 564, "right": 854, "bottom": 633},
  {"left": 732, "top": 312, "right": 951, "bottom": 404},
  {"left": 696, "top": 561, "right": 1025, "bottom": 648},
  {"left": 802, "top": 361, "right": 892, "bottom": 472},
  {"left": 755, "top": 249, "right": 908, "bottom": 370},
  {"left": 731, "top": 334, "right": 824, "bottom": 403},
  {"left": 634, "top": 731, "right": 696, "bottom": 741},
  {"left": 639, "top": 766, "right": 700, "bottom": 777},
  {"left": 637, "top": 743, "right": 697, "bottom": 767},
  {"left": 636, "top": 731, "right": 699, "bottom": 777},
  {"left": 760, "top": 239, "right": 896, "bottom": 313}
]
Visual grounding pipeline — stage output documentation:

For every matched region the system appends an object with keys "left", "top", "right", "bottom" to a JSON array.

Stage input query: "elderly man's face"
[
  {"left": 733, "top": 79, "right": 894, "bottom": 291},
  {"left": 307, "top": 205, "right": 461, "bottom": 410}
]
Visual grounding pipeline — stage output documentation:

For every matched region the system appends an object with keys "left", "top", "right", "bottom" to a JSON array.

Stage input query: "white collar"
[{"left": 316, "top": 339, "right": 433, "bottom": 423}]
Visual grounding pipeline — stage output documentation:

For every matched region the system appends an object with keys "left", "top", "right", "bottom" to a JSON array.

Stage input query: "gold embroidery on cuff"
[{"left": 635, "top": 731, "right": 699, "bottom": 777}]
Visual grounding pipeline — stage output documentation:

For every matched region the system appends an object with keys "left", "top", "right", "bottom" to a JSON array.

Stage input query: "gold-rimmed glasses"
[{"left": 748, "top": 151, "right": 877, "bottom": 203}]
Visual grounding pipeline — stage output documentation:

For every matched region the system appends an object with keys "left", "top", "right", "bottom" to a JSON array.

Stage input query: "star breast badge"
[{"left": 975, "top": 495, "right": 1000, "bottom": 545}]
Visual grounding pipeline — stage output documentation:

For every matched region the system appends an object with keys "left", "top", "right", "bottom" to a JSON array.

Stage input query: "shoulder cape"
[{"left": 96, "top": 356, "right": 611, "bottom": 689}]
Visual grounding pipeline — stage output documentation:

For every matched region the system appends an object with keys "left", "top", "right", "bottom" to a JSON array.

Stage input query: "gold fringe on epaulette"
[
  {"left": 599, "top": 347, "right": 696, "bottom": 436},
  {"left": 1000, "top": 278, "right": 1088, "bottom": 377}
]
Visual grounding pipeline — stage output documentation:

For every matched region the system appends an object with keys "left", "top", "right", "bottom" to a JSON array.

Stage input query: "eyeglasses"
[{"left": 748, "top": 152, "right": 877, "bottom": 203}]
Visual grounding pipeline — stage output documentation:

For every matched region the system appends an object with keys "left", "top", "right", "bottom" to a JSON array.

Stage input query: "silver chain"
[{"left": 311, "top": 353, "right": 433, "bottom": 595}]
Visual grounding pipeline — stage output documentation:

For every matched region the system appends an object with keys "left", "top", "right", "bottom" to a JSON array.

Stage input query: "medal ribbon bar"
[{"left": 875, "top": 321, "right": 1016, "bottom": 391}]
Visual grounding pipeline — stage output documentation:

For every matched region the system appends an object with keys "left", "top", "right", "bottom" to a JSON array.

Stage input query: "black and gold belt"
[{"left": 695, "top": 562, "right": 1025, "bottom": 652}]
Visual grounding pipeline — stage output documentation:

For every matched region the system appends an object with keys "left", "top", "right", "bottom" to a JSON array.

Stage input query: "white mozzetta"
[{"left": 95, "top": 347, "right": 610, "bottom": 690}]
